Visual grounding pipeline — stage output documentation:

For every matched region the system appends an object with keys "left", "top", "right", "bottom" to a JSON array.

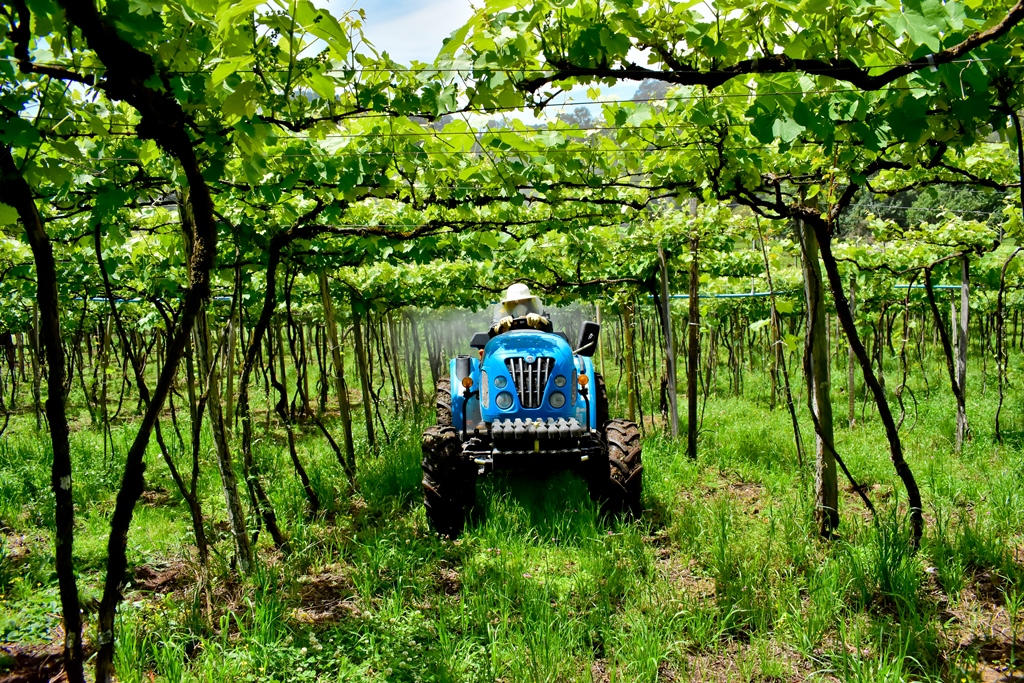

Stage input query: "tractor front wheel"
[
  {"left": 587, "top": 419, "right": 642, "bottom": 516},
  {"left": 422, "top": 425, "right": 476, "bottom": 537}
]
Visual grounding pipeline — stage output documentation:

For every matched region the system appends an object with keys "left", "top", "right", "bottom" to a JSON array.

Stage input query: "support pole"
[
  {"left": 956, "top": 255, "right": 970, "bottom": 450},
  {"left": 224, "top": 312, "right": 236, "bottom": 434},
  {"left": 799, "top": 216, "right": 838, "bottom": 538},
  {"left": 848, "top": 275, "right": 856, "bottom": 429},
  {"left": 658, "top": 245, "right": 679, "bottom": 438},
  {"left": 622, "top": 301, "right": 637, "bottom": 423},
  {"left": 687, "top": 197, "right": 700, "bottom": 459},
  {"left": 352, "top": 305, "right": 378, "bottom": 456},
  {"left": 319, "top": 271, "right": 356, "bottom": 478}
]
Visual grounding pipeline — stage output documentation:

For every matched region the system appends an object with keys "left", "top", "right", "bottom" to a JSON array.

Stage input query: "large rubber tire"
[
  {"left": 435, "top": 378, "right": 452, "bottom": 426},
  {"left": 594, "top": 373, "right": 609, "bottom": 429},
  {"left": 587, "top": 419, "right": 642, "bottom": 516},
  {"left": 422, "top": 425, "right": 476, "bottom": 537}
]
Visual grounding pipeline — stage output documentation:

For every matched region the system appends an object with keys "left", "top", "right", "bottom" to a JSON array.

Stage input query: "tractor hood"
[
  {"left": 478, "top": 330, "right": 587, "bottom": 425},
  {"left": 485, "top": 329, "right": 570, "bottom": 358}
]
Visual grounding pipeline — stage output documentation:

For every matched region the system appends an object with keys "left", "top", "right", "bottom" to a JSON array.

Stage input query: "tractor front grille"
[{"left": 504, "top": 356, "right": 554, "bottom": 409}]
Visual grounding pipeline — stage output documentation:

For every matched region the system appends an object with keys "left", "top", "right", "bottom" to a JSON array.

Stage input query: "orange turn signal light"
[
  {"left": 578, "top": 374, "right": 589, "bottom": 387},
  {"left": 462, "top": 376, "right": 474, "bottom": 389}
]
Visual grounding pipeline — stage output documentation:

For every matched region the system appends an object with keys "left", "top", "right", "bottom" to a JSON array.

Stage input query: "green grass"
[{"left": 2, "top": 350, "right": 1024, "bottom": 682}]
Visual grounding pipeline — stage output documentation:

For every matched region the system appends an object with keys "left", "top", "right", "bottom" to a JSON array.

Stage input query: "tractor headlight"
[
  {"left": 494, "top": 375, "right": 508, "bottom": 389},
  {"left": 495, "top": 391, "right": 514, "bottom": 410},
  {"left": 549, "top": 391, "right": 565, "bottom": 408},
  {"left": 553, "top": 375, "right": 566, "bottom": 388}
]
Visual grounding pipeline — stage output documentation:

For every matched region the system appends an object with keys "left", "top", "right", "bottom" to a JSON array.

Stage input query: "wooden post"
[
  {"left": 877, "top": 308, "right": 885, "bottom": 391},
  {"left": 848, "top": 275, "right": 856, "bottom": 429},
  {"left": 184, "top": 327, "right": 198, "bottom": 431},
  {"left": 402, "top": 313, "right": 420, "bottom": 416},
  {"left": 658, "top": 246, "right": 679, "bottom": 437},
  {"left": 152, "top": 329, "right": 161, "bottom": 380},
  {"left": 352, "top": 305, "right": 378, "bottom": 456},
  {"left": 224, "top": 314, "right": 236, "bottom": 433},
  {"left": 707, "top": 326, "right": 716, "bottom": 399},
  {"left": 956, "top": 255, "right": 970, "bottom": 449},
  {"left": 799, "top": 217, "right": 838, "bottom": 537},
  {"left": 17, "top": 330, "right": 26, "bottom": 383},
  {"left": 769, "top": 305, "right": 779, "bottom": 411},
  {"left": 297, "top": 323, "right": 313, "bottom": 418},
  {"left": 320, "top": 272, "right": 356, "bottom": 476},
  {"left": 595, "top": 303, "right": 606, "bottom": 379},
  {"left": 687, "top": 207, "right": 700, "bottom": 459},
  {"left": 274, "top": 318, "right": 289, "bottom": 416},
  {"left": 30, "top": 303, "right": 41, "bottom": 430},
  {"left": 99, "top": 314, "right": 113, "bottom": 460},
  {"left": 387, "top": 312, "right": 406, "bottom": 408},
  {"left": 622, "top": 301, "right": 637, "bottom": 423},
  {"left": 197, "top": 306, "right": 253, "bottom": 573},
  {"left": 410, "top": 313, "right": 425, "bottom": 405},
  {"left": 951, "top": 299, "right": 959, "bottom": 437}
]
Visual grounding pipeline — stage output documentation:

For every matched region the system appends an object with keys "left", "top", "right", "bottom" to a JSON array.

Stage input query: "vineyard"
[{"left": 3, "top": 0, "right": 1024, "bottom": 681}]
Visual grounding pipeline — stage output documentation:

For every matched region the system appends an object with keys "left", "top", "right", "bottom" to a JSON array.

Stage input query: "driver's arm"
[
  {"left": 525, "top": 313, "right": 550, "bottom": 330},
  {"left": 490, "top": 315, "right": 514, "bottom": 335}
]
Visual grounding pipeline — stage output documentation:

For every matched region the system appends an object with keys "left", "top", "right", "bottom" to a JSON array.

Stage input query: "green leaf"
[
  {"left": 211, "top": 58, "right": 249, "bottom": 86},
  {"left": 945, "top": 0, "right": 966, "bottom": 29},
  {"left": 625, "top": 106, "right": 653, "bottom": 127},
  {"left": 307, "top": 71, "right": 337, "bottom": 101},
  {"left": 479, "top": 232, "right": 500, "bottom": 250},
  {"left": 0, "top": 117, "right": 41, "bottom": 146},
  {"left": 0, "top": 203, "right": 19, "bottom": 225},
  {"left": 222, "top": 81, "right": 258, "bottom": 119},
  {"left": 749, "top": 114, "right": 776, "bottom": 144},
  {"left": 439, "top": 19, "right": 473, "bottom": 58},
  {"left": 216, "top": 0, "right": 262, "bottom": 33},
  {"left": 128, "top": 0, "right": 163, "bottom": 17},
  {"left": 883, "top": 1, "right": 941, "bottom": 51},
  {"left": 772, "top": 116, "right": 804, "bottom": 143},
  {"left": 295, "top": 1, "right": 350, "bottom": 57}
]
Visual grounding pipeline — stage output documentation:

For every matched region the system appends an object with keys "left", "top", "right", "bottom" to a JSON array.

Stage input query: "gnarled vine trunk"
[
  {"left": 0, "top": 143, "right": 86, "bottom": 683},
  {"left": 809, "top": 218, "right": 923, "bottom": 546}
]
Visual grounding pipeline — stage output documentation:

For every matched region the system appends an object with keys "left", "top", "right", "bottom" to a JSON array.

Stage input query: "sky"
[
  {"left": 330, "top": 0, "right": 474, "bottom": 65},
  {"left": 327, "top": 0, "right": 639, "bottom": 119}
]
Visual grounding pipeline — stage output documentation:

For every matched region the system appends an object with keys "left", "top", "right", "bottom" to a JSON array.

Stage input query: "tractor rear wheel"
[
  {"left": 422, "top": 425, "right": 476, "bottom": 537},
  {"left": 435, "top": 378, "right": 452, "bottom": 426},
  {"left": 587, "top": 419, "right": 642, "bottom": 516}
]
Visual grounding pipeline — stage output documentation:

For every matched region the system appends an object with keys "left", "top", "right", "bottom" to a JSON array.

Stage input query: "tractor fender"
[
  {"left": 574, "top": 356, "right": 598, "bottom": 429},
  {"left": 448, "top": 355, "right": 481, "bottom": 433}
]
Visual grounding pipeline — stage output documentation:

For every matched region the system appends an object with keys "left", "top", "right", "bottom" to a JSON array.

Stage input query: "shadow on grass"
[
  {"left": 993, "top": 428, "right": 1024, "bottom": 451},
  {"left": 469, "top": 470, "right": 646, "bottom": 545}
]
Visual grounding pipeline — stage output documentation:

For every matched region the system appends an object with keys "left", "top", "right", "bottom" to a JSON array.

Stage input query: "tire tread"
[{"left": 422, "top": 424, "right": 475, "bottom": 537}]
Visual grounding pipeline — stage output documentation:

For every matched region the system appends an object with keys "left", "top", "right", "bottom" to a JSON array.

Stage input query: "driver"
[{"left": 489, "top": 283, "right": 553, "bottom": 336}]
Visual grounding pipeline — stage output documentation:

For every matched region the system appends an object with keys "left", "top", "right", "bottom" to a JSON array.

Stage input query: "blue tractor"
[{"left": 421, "top": 315, "right": 643, "bottom": 537}]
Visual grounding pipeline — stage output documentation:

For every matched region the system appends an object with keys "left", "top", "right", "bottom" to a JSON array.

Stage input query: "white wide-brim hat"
[{"left": 501, "top": 283, "right": 539, "bottom": 305}]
